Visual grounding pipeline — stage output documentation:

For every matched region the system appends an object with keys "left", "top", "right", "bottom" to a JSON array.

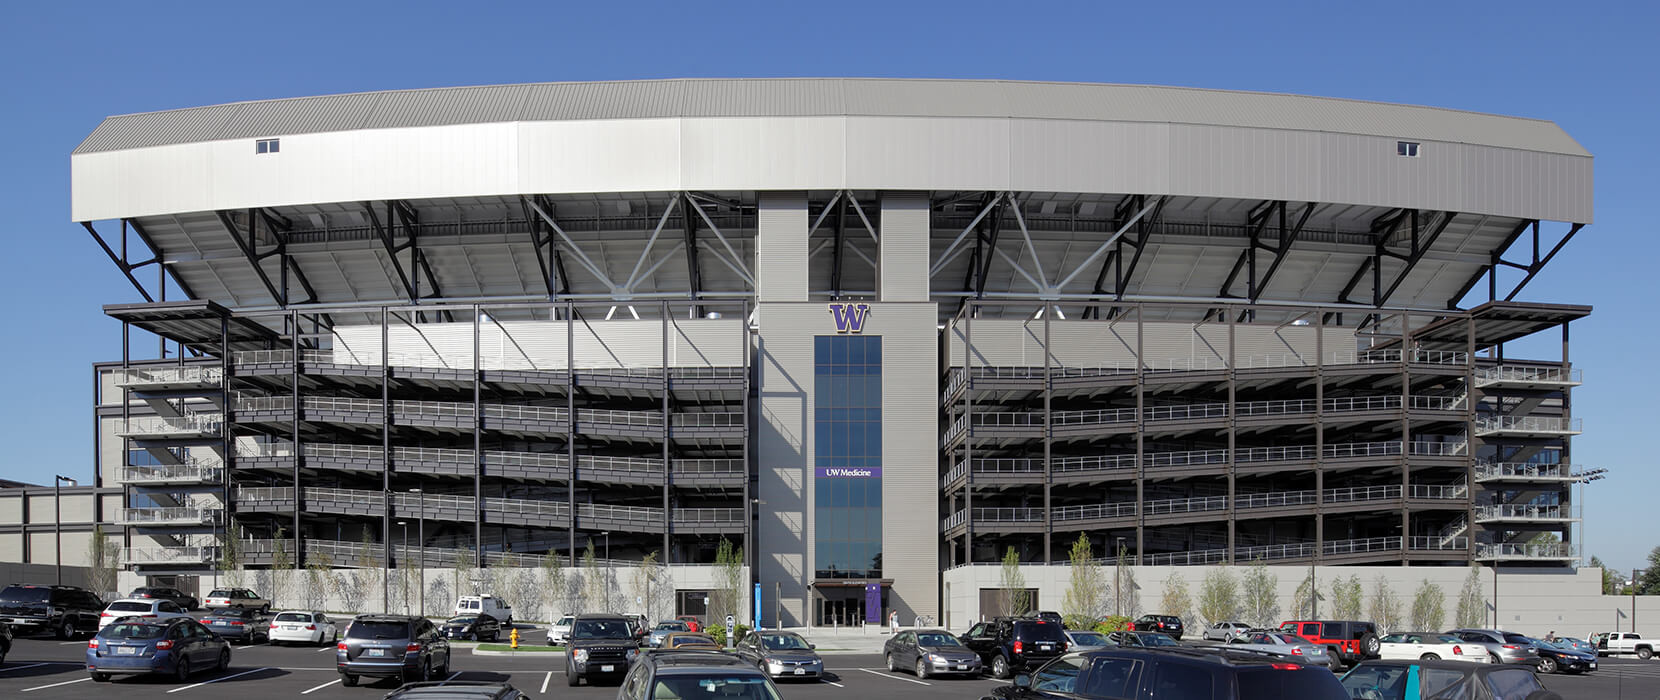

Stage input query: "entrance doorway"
[{"left": 812, "top": 583, "right": 888, "bottom": 626}]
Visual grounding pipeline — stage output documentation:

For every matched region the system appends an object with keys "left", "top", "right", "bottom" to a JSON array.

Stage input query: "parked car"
[
  {"left": 1226, "top": 630, "right": 1338, "bottom": 670},
  {"left": 548, "top": 615, "right": 575, "bottom": 645},
  {"left": 441, "top": 613, "right": 502, "bottom": 642},
  {"left": 1444, "top": 629, "right": 1538, "bottom": 665},
  {"left": 658, "top": 632, "right": 720, "bottom": 650},
  {"left": 1066, "top": 630, "right": 1115, "bottom": 652},
  {"left": 337, "top": 614, "right": 451, "bottom": 686},
  {"left": 269, "top": 611, "right": 340, "bottom": 646},
  {"left": 563, "top": 613, "right": 640, "bottom": 686},
  {"left": 0, "top": 584, "right": 104, "bottom": 639},
  {"left": 1375, "top": 632, "right": 1488, "bottom": 664},
  {"left": 201, "top": 607, "right": 271, "bottom": 643},
  {"left": 1587, "top": 631, "right": 1657, "bottom": 659},
  {"left": 1554, "top": 636, "right": 1595, "bottom": 655},
  {"left": 621, "top": 648, "right": 782, "bottom": 700},
  {"left": 128, "top": 586, "right": 199, "bottom": 611},
  {"left": 1106, "top": 630, "right": 1183, "bottom": 649},
  {"left": 675, "top": 614, "right": 703, "bottom": 633},
  {"left": 0, "top": 621, "right": 13, "bottom": 664},
  {"left": 735, "top": 630, "right": 824, "bottom": 680},
  {"left": 1279, "top": 620, "right": 1381, "bottom": 667},
  {"left": 1022, "top": 610, "right": 1067, "bottom": 628},
  {"left": 1530, "top": 638, "right": 1596, "bottom": 674},
  {"left": 1340, "top": 659, "right": 1548, "bottom": 700},
  {"left": 978, "top": 646, "right": 1349, "bottom": 700},
  {"left": 884, "top": 628, "right": 982, "bottom": 678},
  {"left": 1131, "top": 614, "right": 1185, "bottom": 640},
  {"left": 86, "top": 617, "right": 230, "bottom": 683},
  {"left": 383, "top": 681, "right": 526, "bottom": 700},
  {"left": 960, "top": 617, "right": 1070, "bottom": 679},
  {"left": 1203, "top": 621, "right": 1252, "bottom": 642},
  {"left": 623, "top": 613, "right": 649, "bottom": 638},
  {"left": 646, "top": 620, "right": 690, "bottom": 648},
  {"left": 203, "top": 588, "right": 270, "bottom": 611},
  {"left": 98, "top": 598, "right": 191, "bottom": 629},
  {"left": 454, "top": 595, "right": 513, "bottom": 626}
]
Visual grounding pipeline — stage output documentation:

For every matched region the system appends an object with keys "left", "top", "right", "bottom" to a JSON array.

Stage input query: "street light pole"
[
  {"left": 601, "top": 531, "right": 611, "bottom": 612},
  {"left": 1634, "top": 568, "right": 1644, "bottom": 631},
  {"left": 1114, "top": 536, "right": 1125, "bottom": 618},
  {"left": 411, "top": 488, "right": 423, "bottom": 617},
  {"left": 398, "top": 521, "right": 409, "bottom": 615},
  {"left": 54, "top": 475, "right": 76, "bottom": 586}
]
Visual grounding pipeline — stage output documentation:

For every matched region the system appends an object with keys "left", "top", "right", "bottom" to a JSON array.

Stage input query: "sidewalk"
[{"left": 770, "top": 625, "right": 914, "bottom": 655}]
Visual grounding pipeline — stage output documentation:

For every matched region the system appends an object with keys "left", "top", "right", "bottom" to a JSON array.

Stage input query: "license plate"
[
  {"left": 365, "top": 648, "right": 387, "bottom": 657},
  {"left": 794, "top": 668, "right": 806, "bottom": 675},
  {"left": 956, "top": 665, "right": 969, "bottom": 670},
  {"left": 1039, "top": 644, "right": 1053, "bottom": 651},
  {"left": 600, "top": 665, "right": 615, "bottom": 672},
  {"left": 115, "top": 646, "right": 137, "bottom": 655},
  {"left": 284, "top": 626, "right": 298, "bottom": 631}
]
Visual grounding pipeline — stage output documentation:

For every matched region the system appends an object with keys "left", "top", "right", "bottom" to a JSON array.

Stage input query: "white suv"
[{"left": 98, "top": 598, "right": 191, "bottom": 629}]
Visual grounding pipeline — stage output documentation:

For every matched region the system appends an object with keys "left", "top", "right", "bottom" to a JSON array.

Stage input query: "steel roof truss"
[
  {"left": 1377, "top": 211, "right": 1455, "bottom": 307},
  {"left": 82, "top": 220, "right": 158, "bottom": 303},
  {"left": 1445, "top": 219, "right": 1534, "bottom": 309},
  {"left": 1502, "top": 222, "right": 1583, "bottom": 302},
  {"left": 680, "top": 193, "right": 703, "bottom": 316},
  {"left": 830, "top": 194, "right": 847, "bottom": 298},
  {"left": 528, "top": 197, "right": 618, "bottom": 292},
  {"left": 363, "top": 201, "right": 418, "bottom": 304},
  {"left": 930, "top": 194, "right": 1001, "bottom": 278},
  {"left": 687, "top": 194, "right": 754, "bottom": 287},
  {"left": 215, "top": 210, "right": 287, "bottom": 307},
  {"left": 623, "top": 198, "right": 680, "bottom": 294}
]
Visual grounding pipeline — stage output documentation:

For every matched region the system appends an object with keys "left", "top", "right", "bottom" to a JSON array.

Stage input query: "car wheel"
[
  {"left": 915, "top": 657, "right": 930, "bottom": 680},
  {"left": 566, "top": 667, "right": 581, "bottom": 687},
  {"left": 1421, "top": 653, "right": 1440, "bottom": 660},
  {"left": 1538, "top": 657, "right": 1557, "bottom": 674},
  {"left": 218, "top": 648, "right": 231, "bottom": 671},
  {"left": 56, "top": 618, "right": 76, "bottom": 640},
  {"left": 91, "top": 672, "right": 111, "bottom": 682},
  {"left": 885, "top": 653, "right": 897, "bottom": 672},
  {"left": 992, "top": 654, "right": 1010, "bottom": 679},
  {"left": 1639, "top": 648, "right": 1654, "bottom": 660},
  {"left": 1359, "top": 631, "right": 1380, "bottom": 658},
  {"left": 341, "top": 673, "right": 358, "bottom": 687},
  {"left": 175, "top": 658, "right": 192, "bottom": 682},
  {"left": 436, "top": 653, "right": 449, "bottom": 677},
  {"left": 1489, "top": 653, "right": 1503, "bottom": 664}
]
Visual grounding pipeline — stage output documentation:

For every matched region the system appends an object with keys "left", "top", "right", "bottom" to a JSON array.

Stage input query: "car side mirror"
[
  {"left": 1013, "top": 673, "right": 1032, "bottom": 689},
  {"left": 809, "top": 643, "right": 816, "bottom": 649}
]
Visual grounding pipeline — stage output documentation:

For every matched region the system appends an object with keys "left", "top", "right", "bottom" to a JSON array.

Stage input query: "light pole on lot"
[
  {"left": 1634, "top": 568, "right": 1644, "bottom": 631},
  {"left": 410, "top": 488, "right": 423, "bottom": 617},
  {"left": 398, "top": 521, "right": 410, "bottom": 615},
  {"left": 601, "top": 531, "right": 611, "bottom": 612},
  {"left": 1114, "top": 536, "right": 1125, "bottom": 618},
  {"left": 54, "top": 475, "right": 77, "bottom": 585}
]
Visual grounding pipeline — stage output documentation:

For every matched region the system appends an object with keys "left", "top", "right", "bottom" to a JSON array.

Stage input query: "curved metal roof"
[{"left": 75, "top": 78, "right": 1588, "bottom": 157}]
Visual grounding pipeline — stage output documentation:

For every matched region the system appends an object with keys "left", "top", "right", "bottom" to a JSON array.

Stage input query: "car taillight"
[
  {"left": 337, "top": 641, "right": 348, "bottom": 651},
  {"left": 88, "top": 639, "right": 99, "bottom": 649},
  {"left": 1012, "top": 641, "right": 1023, "bottom": 655},
  {"left": 305, "top": 624, "right": 317, "bottom": 630},
  {"left": 270, "top": 623, "right": 278, "bottom": 629},
  {"left": 406, "top": 642, "right": 422, "bottom": 652},
  {"left": 1292, "top": 648, "right": 1303, "bottom": 655},
  {"left": 1270, "top": 663, "right": 1301, "bottom": 670},
  {"left": 230, "top": 621, "right": 244, "bottom": 626},
  {"left": 156, "top": 640, "right": 174, "bottom": 650},
  {"left": 1502, "top": 645, "right": 1518, "bottom": 649},
  {"left": 101, "top": 612, "right": 112, "bottom": 617}
]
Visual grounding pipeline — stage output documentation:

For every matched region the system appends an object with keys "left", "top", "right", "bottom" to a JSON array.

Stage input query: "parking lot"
[{"left": 2, "top": 626, "right": 1657, "bottom": 699}]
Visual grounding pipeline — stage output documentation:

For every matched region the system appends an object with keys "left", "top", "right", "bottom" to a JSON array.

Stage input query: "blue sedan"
[{"left": 87, "top": 617, "right": 231, "bottom": 682}]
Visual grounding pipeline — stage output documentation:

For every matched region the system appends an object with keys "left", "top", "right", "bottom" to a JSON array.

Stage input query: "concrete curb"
[{"left": 472, "top": 647, "right": 566, "bottom": 656}]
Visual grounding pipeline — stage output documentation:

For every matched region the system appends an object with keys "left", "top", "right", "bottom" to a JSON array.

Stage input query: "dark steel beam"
[
  {"left": 393, "top": 201, "right": 443, "bottom": 302},
  {"left": 1444, "top": 219, "right": 1534, "bottom": 309},
  {"left": 364, "top": 202, "right": 417, "bottom": 303},
  {"left": 1249, "top": 202, "right": 1315, "bottom": 304},
  {"left": 829, "top": 196, "right": 847, "bottom": 298},
  {"left": 1504, "top": 223, "right": 1584, "bottom": 301},
  {"left": 126, "top": 219, "right": 199, "bottom": 300},
  {"left": 257, "top": 209, "right": 318, "bottom": 305},
  {"left": 1219, "top": 200, "right": 1281, "bottom": 299},
  {"left": 216, "top": 210, "right": 285, "bottom": 306},
  {"left": 1377, "top": 211, "right": 1455, "bottom": 306},
  {"left": 518, "top": 197, "right": 556, "bottom": 298},
  {"left": 682, "top": 193, "right": 703, "bottom": 317},
  {"left": 82, "top": 221, "right": 155, "bottom": 303}
]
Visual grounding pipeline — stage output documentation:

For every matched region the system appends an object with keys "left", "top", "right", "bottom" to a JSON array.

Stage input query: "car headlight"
[
  {"left": 572, "top": 649, "right": 589, "bottom": 664},
  {"left": 626, "top": 648, "right": 640, "bottom": 662},
  {"left": 766, "top": 659, "right": 783, "bottom": 672},
  {"left": 927, "top": 654, "right": 944, "bottom": 663}
]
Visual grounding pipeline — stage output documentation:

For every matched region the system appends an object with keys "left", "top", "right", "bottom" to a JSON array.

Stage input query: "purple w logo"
[{"left": 828, "top": 303, "right": 871, "bottom": 334}]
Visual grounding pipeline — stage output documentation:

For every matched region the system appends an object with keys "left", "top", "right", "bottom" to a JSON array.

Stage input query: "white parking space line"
[
  {"left": 540, "top": 671, "right": 552, "bottom": 694},
  {"left": 857, "top": 668, "right": 931, "bottom": 686},
  {"left": 315, "top": 646, "right": 335, "bottom": 652},
  {"left": 59, "top": 640, "right": 88, "bottom": 645},
  {"left": 22, "top": 677, "right": 93, "bottom": 693},
  {"left": 438, "top": 671, "right": 462, "bottom": 684},
  {"left": 822, "top": 680, "right": 846, "bottom": 687},
  {"left": 166, "top": 666, "right": 275, "bottom": 694},
  {"left": 301, "top": 678, "right": 342, "bottom": 695}
]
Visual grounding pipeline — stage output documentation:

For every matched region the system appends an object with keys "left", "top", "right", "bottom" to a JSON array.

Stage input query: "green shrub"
[
  {"left": 1093, "top": 615, "right": 1132, "bottom": 633},
  {"left": 1062, "top": 614, "right": 1097, "bottom": 631},
  {"left": 705, "top": 623, "right": 751, "bottom": 646}
]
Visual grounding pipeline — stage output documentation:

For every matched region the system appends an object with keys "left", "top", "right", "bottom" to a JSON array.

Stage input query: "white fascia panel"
[
  {"left": 516, "top": 118, "right": 682, "bottom": 194},
  {"left": 1009, "top": 119, "right": 1171, "bottom": 196},
  {"left": 679, "top": 116, "right": 846, "bottom": 190},
  {"left": 843, "top": 116, "right": 1011, "bottom": 192}
]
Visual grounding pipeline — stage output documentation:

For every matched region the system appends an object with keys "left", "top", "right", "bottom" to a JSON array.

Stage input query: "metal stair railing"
[
  {"left": 113, "top": 366, "right": 224, "bottom": 388},
  {"left": 1475, "top": 366, "right": 1583, "bottom": 386}
]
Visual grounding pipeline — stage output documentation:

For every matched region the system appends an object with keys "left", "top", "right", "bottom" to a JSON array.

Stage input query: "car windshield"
[
  {"left": 276, "top": 613, "right": 312, "bottom": 623},
  {"left": 349, "top": 621, "right": 410, "bottom": 639},
  {"left": 0, "top": 587, "right": 50, "bottom": 603},
  {"left": 556, "top": 617, "right": 574, "bottom": 626},
  {"left": 572, "top": 619, "right": 633, "bottom": 639},
  {"left": 656, "top": 622, "right": 688, "bottom": 631},
  {"left": 1070, "top": 632, "right": 1107, "bottom": 645},
  {"left": 107, "top": 602, "right": 153, "bottom": 612},
  {"left": 101, "top": 623, "right": 167, "bottom": 640},
  {"left": 671, "top": 635, "right": 717, "bottom": 647},
  {"left": 1141, "top": 634, "right": 1180, "bottom": 647},
  {"left": 917, "top": 633, "right": 963, "bottom": 647},
  {"left": 1341, "top": 665, "right": 1408, "bottom": 700},
  {"left": 651, "top": 676, "right": 779, "bottom": 700},
  {"left": 761, "top": 634, "right": 809, "bottom": 650},
  {"left": 207, "top": 590, "right": 233, "bottom": 598},
  {"left": 448, "top": 616, "right": 477, "bottom": 625},
  {"left": 1014, "top": 621, "right": 1067, "bottom": 642}
]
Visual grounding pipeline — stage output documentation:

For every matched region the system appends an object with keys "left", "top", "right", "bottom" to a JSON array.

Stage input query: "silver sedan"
[{"left": 1226, "top": 631, "right": 1340, "bottom": 670}]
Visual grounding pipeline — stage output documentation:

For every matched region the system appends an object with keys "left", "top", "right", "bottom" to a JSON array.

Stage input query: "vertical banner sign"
[
  {"left": 754, "top": 582, "right": 762, "bottom": 630},
  {"left": 865, "top": 583, "right": 881, "bottom": 624}
]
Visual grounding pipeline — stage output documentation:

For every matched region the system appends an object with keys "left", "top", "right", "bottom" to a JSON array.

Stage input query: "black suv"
[
  {"left": 620, "top": 650, "right": 780, "bottom": 700},
  {"left": 564, "top": 613, "right": 641, "bottom": 686},
  {"left": 980, "top": 647, "right": 1347, "bottom": 700},
  {"left": 961, "top": 617, "right": 1070, "bottom": 678},
  {"left": 386, "top": 681, "right": 526, "bottom": 700},
  {"left": 336, "top": 614, "right": 451, "bottom": 686},
  {"left": 1132, "top": 614, "right": 1186, "bottom": 640},
  {"left": 129, "top": 586, "right": 198, "bottom": 611},
  {"left": 0, "top": 584, "right": 104, "bottom": 639}
]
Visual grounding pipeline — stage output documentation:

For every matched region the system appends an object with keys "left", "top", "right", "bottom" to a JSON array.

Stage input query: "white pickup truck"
[{"left": 1588, "top": 632, "right": 1657, "bottom": 659}]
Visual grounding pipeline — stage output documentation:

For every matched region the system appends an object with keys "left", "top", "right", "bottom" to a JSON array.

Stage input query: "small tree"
[
  {"left": 1240, "top": 558, "right": 1280, "bottom": 627},
  {"left": 582, "top": 541, "right": 604, "bottom": 613},
  {"left": 999, "top": 546, "right": 1030, "bottom": 617},
  {"left": 451, "top": 547, "right": 476, "bottom": 598},
  {"left": 1292, "top": 570, "right": 1318, "bottom": 619},
  {"left": 1197, "top": 567, "right": 1240, "bottom": 626},
  {"left": 305, "top": 550, "right": 334, "bottom": 610},
  {"left": 1114, "top": 545, "right": 1142, "bottom": 618},
  {"left": 632, "top": 551, "right": 664, "bottom": 622},
  {"left": 219, "top": 521, "right": 246, "bottom": 588},
  {"left": 270, "top": 527, "right": 294, "bottom": 609},
  {"left": 1062, "top": 534, "right": 1104, "bottom": 628},
  {"left": 541, "top": 549, "right": 567, "bottom": 620},
  {"left": 1161, "top": 571, "right": 1195, "bottom": 629},
  {"left": 87, "top": 525, "right": 119, "bottom": 599},
  {"left": 1589, "top": 556, "right": 1621, "bottom": 595},
  {"left": 713, "top": 539, "right": 746, "bottom": 626},
  {"left": 1368, "top": 576, "right": 1402, "bottom": 633},
  {"left": 1455, "top": 565, "right": 1487, "bottom": 628},
  {"left": 1331, "top": 575, "right": 1364, "bottom": 620},
  {"left": 510, "top": 567, "right": 542, "bottom": 622},
  {"left": 1410, "top": 580, "right": 1446, "bottom": 631}
]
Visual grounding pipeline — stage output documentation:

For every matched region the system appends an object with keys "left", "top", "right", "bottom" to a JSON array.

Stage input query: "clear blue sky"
[{"left": 2, "top": 2, "right": 1653, "bottom": 572}]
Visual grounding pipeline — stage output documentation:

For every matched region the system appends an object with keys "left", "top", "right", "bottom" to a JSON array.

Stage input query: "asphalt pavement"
[{"left": 1, "top": 623, "right": 1655, "bottom": 700}]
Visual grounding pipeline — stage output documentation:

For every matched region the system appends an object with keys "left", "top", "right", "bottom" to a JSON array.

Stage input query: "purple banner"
[
  {"left": 815, "top": 467, "right": 882, "bottom": 478},
  {"left": 865, "top": 583, "right": 881, "bottom": 624}
]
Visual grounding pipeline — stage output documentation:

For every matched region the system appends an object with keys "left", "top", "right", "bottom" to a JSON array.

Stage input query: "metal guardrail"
[
  {"left": 112, "top": 507, "right": 220, "bottom": 526},
  {"left": 1475, "top": 416, "right": 1582, "bottom": 435},
  {"left": 670, "top": 412, "right": 746, "bottom": 428},
  {"left": 231, "top": 348, "right": 743, "bottom": 377},
  {"left": 121, "top": 546, "right": 217, "bottom": 565},
  {"left": 1476, "top": 542, "right": 1579, "bottom": 560},
  {"left": 672, "top": 508, "right": 745, "bottom": 523},
  {"left": 1411, "top": 536, "right": 1468, "bottom": 551},
  {"left": 1052, "top": 503, "right": 1138, "bottom": 522},
  {"left": 673, "top": 459, "right": 744, "bottom": 474},
  {"left": 119, "top": 414, "right": 223, "bottom": 438},
  {"left": 1144, "top": 549, "right": 1230, "bottom": 566},
  {"left": 1236, "top": 491, "right": 1319, "bottom": 509},
  {"left": 1475, "top": 462, "right": 1575, "bottom": 481},
  {"left": 1144, "top": 495, "right": 1229, "bottom": 516},
  {"left": 1475, "top": 366, "right": 1582, "bottom": 386},
  {"left": 970, "top": 507, "right": 1045, "bottom": 523},
  {"left": 118, "top": 463, "right": 223, "bottom": 485},
  {"left": 1236, "top": 541, "right": 1316, "bottom": 561},
  {"left": 1475, "top": 504, "right": 1575, "bottom": 522},
  {"left": 113, "top": 366, "right": 223, "bottom": 388}
]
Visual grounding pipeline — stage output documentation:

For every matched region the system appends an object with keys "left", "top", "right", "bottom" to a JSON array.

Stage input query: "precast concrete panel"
[
  {"left": 755, "top": 304, "right": 814, "bottom": 626},
  {"left": 871, "top": 303, "right": 941, "bottom": 622},
  {"left": 0, "top": 494, "right": 21, "bottom": 525},
  {"left": 879, "top": 194, "right": 930, "bottom": 302}
]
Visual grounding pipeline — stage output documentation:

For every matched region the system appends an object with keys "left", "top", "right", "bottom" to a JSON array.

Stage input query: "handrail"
[
  {"left": 1475, "top": 366, "right": 1582, "bottom": 386},
  {"left": 1410, "top": 536, "right": 1468, "bottom": 551},
  {"left": 672, "top": 459, "right": 745, "bottom": 474},
  {"left": 231, "top": 348, "right": 744, "bottom": 376},
  {"left": 1144, "top": 495, "right": 1229, "bottom": 516},
  {"left": 119, "top": 413, "right": 223, "bottom": 437},
  {"left": 118, "top": 463, "right": 223, "bottom": 484},
  {"left": 1052, "top": 502, "right": 1139, "bottom": 521},
  {"left": 1474, "top": 462, "right": 1575, "bottom": 481},
  {"left": 112, "top": 366, "right": 223, "bottom": 387},
  {"left": 120, "top": 546, "right": 218, "bottom": 565},
  {"left": 1476, "top": 504, "right": 1574, "bottom": 521},
  {"left": 112, "top": 507, "right": 220, "bottom": 525},
  {"left": 1476, "top": 542, "right": 1579, "bottom": 559},
  {"left": 1475, "top": 416, "right": 1582, "bottom": 434},
  {"left": 669, "top": 412, "right": 746, "bottom": 428},
  {"left": 672, "top": 508, "right": 745, "bottom": 523}
]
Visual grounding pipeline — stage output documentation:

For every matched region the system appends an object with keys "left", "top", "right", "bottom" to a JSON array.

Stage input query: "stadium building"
[{"left": 69, "top": 78, "right": 1592, "bottom": 627}]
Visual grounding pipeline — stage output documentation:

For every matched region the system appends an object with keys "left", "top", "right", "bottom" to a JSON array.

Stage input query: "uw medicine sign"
[{"left": 828, "top": 303, "right": 871, "bottom": 334}]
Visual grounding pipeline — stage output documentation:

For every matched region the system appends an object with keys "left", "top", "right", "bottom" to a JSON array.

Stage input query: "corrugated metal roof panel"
[
  {"left": 72, "top": 78, "right": 1592, "bottom": 157},
  {"left": 218, "top": 92, "right": 380, "bottom": 139},
  {"left": 364, "top": 84, "right": 532, "bottom": 129}
]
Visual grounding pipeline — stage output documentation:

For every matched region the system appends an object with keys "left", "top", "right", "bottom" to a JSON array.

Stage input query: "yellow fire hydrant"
[{"left": 510, "top": 628, "right": 519, "bottom": 649}]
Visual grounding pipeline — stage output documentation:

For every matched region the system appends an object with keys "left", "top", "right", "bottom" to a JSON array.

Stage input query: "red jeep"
[{"left": 1278, "top": 620, "right": 1380, "bottom": 667}]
